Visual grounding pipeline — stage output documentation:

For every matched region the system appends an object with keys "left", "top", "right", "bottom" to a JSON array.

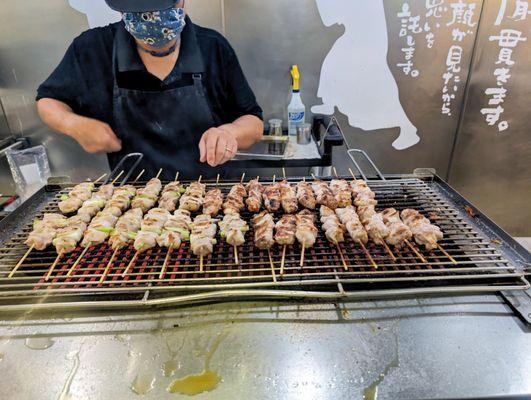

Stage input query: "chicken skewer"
[
  {"left": 279, "top": 180, "right": 298, "bottom": 214},
  {"left": 330, "top": 167, "right": 352, "bottom": 208},
  {"left": 335, "top": 206, "right": 377, "bottom": 268},
  {"left": 190, "top": 214, "right": 218, "bottom": 272},
  {"left": 77, "top": 183, "right": 115, "bottom": 223},
  {"left": 381, "top": 208, "right": 413, "bottom": 249},
  {"left": 203, "top": 175, "right": 223, "bottom": 216},
  {"left": 246, "top": 177, "right": 263, "bottom": 212},
  {"left": 179, "top": 176, "right": 206, "bottom": 212},
  {"left": 311, "top": 175, "right": 339, "bottom": 210},
  {"left": 46, "top": 216, "right": 88, "bottom": 281},
  {"left": 158, "top": 209, "right": 193, "bottom": 279},
  {"left": 401, "top": 209, "right": 444, "bottom": 252},
  {"left": 296, "top": 178, "right": 316, "bottom": 210},
  {"left": 158, "top": 172, "right": 185, "bottom": 212},
  {"left": 262, "top": 175, "right": 281, "bottom": 213},
  {"left": 319, "top": 205, "right": 348, "bottom": 270},
  {"left": 252, "top": 211, "right": 277, "bottom": 281},
  {"left": 122, "top": 208, "right": 172, "bottom": 277},
  {"left": 131, "top": 175, "right": 163, "bottom": 213},
  {"left": 8, "top": 214, "right": 68, "bottom": 278},
  {"left": 219, "top": 213, "right": 248, "bottom": 264},
  {"left": 223, "top": 182, "right": 247, "bottom": 215},
  {"left": 275, "top": 214, "right": 297, "bottom": 274},
  {"left": 58, "top": 182, "right": 95, "bottom": 214},
  {"left": 295, "top": 209, "right": 318, "bottom": 267},
  {"left": 357, "top": 205, "right": 395, "bottom": 261}
]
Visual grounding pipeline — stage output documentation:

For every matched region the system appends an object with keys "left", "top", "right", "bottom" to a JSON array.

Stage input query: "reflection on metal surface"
[
  {"left": 130, "top": 372, "right": 156, "bottom": 395},
  {"left": 59, "top": 349, "right": 81, "bottom": 400},
  {"left": 363, "top": 336, "right": 399, "bottom": 400}
]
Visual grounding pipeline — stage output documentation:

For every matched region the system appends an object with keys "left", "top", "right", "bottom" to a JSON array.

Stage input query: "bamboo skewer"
[
  {"left": 216, "top": 174, "right": 220, "bottom": 185},
  {"left": 233, "top": 245, "right": 239, "bottom": 265},
  {"left": 280, "top": 245, "right": 287, "bottom": 275},
  {"left": 122, "top": 250, "right": 139, "bottom": 277},
  {"left": 358, "top": 240, "right": 378, "bottom": 269},
  {"left": 160, "top": 246, "right": 173, "bottom": 279},
  {"left": 382, "top": 241, "right": 397, "bottom": 261},
  {"left": 155, "top": 168, "right": 163, "bottom": 179},
  {"left": 175, "top": 171, "right": 180, "bottom": 181},
  {"left": 100, "top": 249, "right": 118, "bottom": 283},
  {"left": 268, "top": 249, "right": 277, "bottom": 282},
  {"left": 405, "top": 239, "right": 427, "bottom": 263},
  {"left": 93, "top": 173, "right": 108, "bottom": 183},
  {"left": 198, "top": 175, "right": 202, "bottom": 184},
  {"left": 437, "top": 243, "right": 457, "bottom": 265},
  {"left": 300, "top": 241, "right": 306, "bottom": 267},
  {"left": 67, "top": 246, "right": 89, "bottom": 277},
  {"left": 199, "top": 255, "right": 204, "bottom": 273},
  {"left": 8, "top": 245, "right": 34, "bottom": 278},
  {"left": 240, "top": 173, "right": 246, "bottom": 184},
  {"left": 45, "top": 252, "right": 63, "bottom": 281},
  {"left": 336, "top": 243, "right": 349, "bottom": 271},
  {"left": 133, "top": 169, "right": 145, "bottom": 183},
  {"left": 111, "top": 170, "right": 125, "bottom": 185}
]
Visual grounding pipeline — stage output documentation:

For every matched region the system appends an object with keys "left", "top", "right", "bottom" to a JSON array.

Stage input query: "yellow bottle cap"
[{"left": 291, "top": 65, "right": 300, "bottom": 91}]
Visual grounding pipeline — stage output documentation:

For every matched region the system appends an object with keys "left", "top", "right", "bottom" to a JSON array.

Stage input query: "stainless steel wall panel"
[{"left": 448, "top": 0, "right": 531, "bottom": 236}]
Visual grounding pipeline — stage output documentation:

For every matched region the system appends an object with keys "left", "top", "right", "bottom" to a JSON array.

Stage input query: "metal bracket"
[
  {"left": 347, "top": 149, "right": 386, "bottom": 181},
  {"left": 105, "top": 153, "right": 144, "bottom": 185}
]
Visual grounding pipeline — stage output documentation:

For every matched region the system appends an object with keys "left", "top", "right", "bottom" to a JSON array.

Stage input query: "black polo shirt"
[{"left": 36, "top": 16, "right": 263, "bottom": 127}]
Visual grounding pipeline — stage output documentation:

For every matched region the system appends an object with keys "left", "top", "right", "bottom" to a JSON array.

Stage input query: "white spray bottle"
[{"left": 287, "top": 65, "right": 306, "bottom": 136}]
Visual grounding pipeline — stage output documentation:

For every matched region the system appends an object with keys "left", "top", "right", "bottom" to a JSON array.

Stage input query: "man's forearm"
[
  {"left": 219, "top": 115, "right": 263, "bottom": 149},
  {"left": 37, "top": 98, "right": 82, "bottom": 137}
]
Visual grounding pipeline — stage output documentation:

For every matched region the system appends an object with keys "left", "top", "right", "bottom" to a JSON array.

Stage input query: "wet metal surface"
[{"left": 0, "top": 296, "right": 530, "bottom": 399}]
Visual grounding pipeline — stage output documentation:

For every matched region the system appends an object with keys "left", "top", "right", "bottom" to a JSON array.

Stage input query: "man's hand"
[
  {"left": 67, "top": 115, "right": 122, "bottom": 154},
  {"left": 199, "top": 127, "right": 238, "bottom": 167}
]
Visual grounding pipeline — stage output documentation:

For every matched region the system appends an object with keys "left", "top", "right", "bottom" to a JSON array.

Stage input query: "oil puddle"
[
  {"left": 167, "top": 331, "right": 227, "bottom": 395},
  {"left": 363, "top": 336, "right": 399, "bottom": 400},
  {"left": 25, "top": 336, "right": 55, "bottom": 350},
  {"left": 131, "top": 373, "right": 156, "bottom": 395},
  {"left": 162, "top": 359, "right": 179, "bottom": 377},
  {"left": 167, "top": 370, "right": 220, "bottom": 395}
]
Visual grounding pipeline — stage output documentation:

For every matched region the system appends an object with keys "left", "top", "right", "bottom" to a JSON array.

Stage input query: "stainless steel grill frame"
[{"left": 0, "top": 169, "right": 529, "bottom": 312}]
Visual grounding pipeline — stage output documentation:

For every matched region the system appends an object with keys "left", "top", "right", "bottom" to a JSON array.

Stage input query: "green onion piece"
[
  {"left": 179, "top": 187, "right": 186, "bottom": 194},
  {"left": 60, "top": 194, "right": 68, "bottom": 201},
  {"left": 220, "top": 232, "right": 226, "bottom": 238},
  {"left": 127, "top": 232, "right": 138, "bottom": 239},
  {"left": 96, "top": 227, "right": 114, "bottom": 234}
]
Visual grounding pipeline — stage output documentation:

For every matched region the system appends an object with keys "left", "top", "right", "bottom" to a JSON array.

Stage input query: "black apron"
[{"left": 109, "top": 29, "right": 225, "bottom": 181}]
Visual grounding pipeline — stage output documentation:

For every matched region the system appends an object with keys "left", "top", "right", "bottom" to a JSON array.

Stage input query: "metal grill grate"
[{"left": 0, "top": 176, "right": 527, "bottom": 311}]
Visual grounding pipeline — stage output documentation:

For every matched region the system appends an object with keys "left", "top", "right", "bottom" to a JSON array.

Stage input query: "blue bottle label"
[{"left": 288, "top": 112, "right": 305, "bottom": 123}]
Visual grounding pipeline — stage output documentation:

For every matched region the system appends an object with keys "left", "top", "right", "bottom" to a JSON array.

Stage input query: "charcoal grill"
[{"left": 0, "top": 150, "right": 529, "bottom": 313}]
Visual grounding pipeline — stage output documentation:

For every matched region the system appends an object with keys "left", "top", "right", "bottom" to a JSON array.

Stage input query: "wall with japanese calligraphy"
[{"left": 449, "top": 0, "right": 531, "bottom": 236}]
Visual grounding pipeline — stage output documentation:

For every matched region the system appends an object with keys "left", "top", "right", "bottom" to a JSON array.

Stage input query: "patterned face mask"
[{"left": 122, "top": 7, "right": 186, "bottom": 47}]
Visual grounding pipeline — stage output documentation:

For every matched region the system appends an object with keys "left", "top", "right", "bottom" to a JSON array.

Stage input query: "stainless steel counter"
[{"left": 1, "top": 295, "right": 530, "bottom": 399}]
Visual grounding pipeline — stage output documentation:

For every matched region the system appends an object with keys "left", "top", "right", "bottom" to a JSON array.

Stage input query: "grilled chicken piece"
[
  {"left": 134, "top": 208, "right": 171, "bottom": 252},
  {"left": 312, "top": 180, "right": 338, "bottom": 210},
  {"left": 330, "top": 179, "right": 352, "bottom": 208},
  {"left": 190, "top": 214, "right": 218, "bottom": 256},
  {"left": 180, "top": 182, "right": 206, "bottom": 212},
  {"left": 132, "top": 178, "right": 163, "bottom": 212},
  {"left": 219, "top": 213, "right": 248, "bottom": 247},
  {"left": 81, "top": 211, "right": 119, "bottom": 248},
  {"left": 252, "top": 211, "right": 275, "bottom": 250},
  {"left": 335, "top": 206, "right": 368, "bottom": 244},
  {"left": 295, "top": 210, "right": 318, "bottom": 248},
  {"left": 53, "top": 216, "right": 88, "bottom": 254},
  {"left": 381, "top": 208, "right": 412, "bottom": 248},
  {"left": 203, "top": 188, "right": 223, "bottom": 216},
  {"left": 263, "top": 183, "right": 281, "bottom": 213},
  {"left": 351, "top": 179, "right": 377, "bottom": 207},
  {"left": 274, "top": 214, "right": 298, "bottom": 246},
  {"left": 157, "top": 210, "right": 192, "bottom": 248},
  {"left": 246, "top": 179, "right": 263, "bottom": 212},
  {"left": 77, "top": 198, "right": 107, "bottom": 223},
  {"left": 296, "top": 181, "right": 316, "bottom": 210},
  {"left": 94, "top": 184, "right": 114, "bottom": 200},
  {"left": 58, "top": 182, "right": 95, "bottom": 213},
  {"left": 103, "top": 185, "right": 137, "bottom": 217},
  {"left": 159, "top": 181, "right": 184, "bottom": 212},
  {"left": 26, "top": 214, "right": 68, "bottom": 250},
  {"left": 401, "top": 209, "right": 443, "bottom": 250},
  {"left": 320, "top": 205, "right": 345, "bottom": 244},
  {"left": 357, "top": 205, "right": 389, "bottom": 245},
  {"left": 279, "top": 180, "right": 298, "bottom": 214},
  {"left": 109, "top": 208, "right": 144, "bottom": 250},
  {"left": 223, "top": 184, "right": 247, "bottom": 215}
]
